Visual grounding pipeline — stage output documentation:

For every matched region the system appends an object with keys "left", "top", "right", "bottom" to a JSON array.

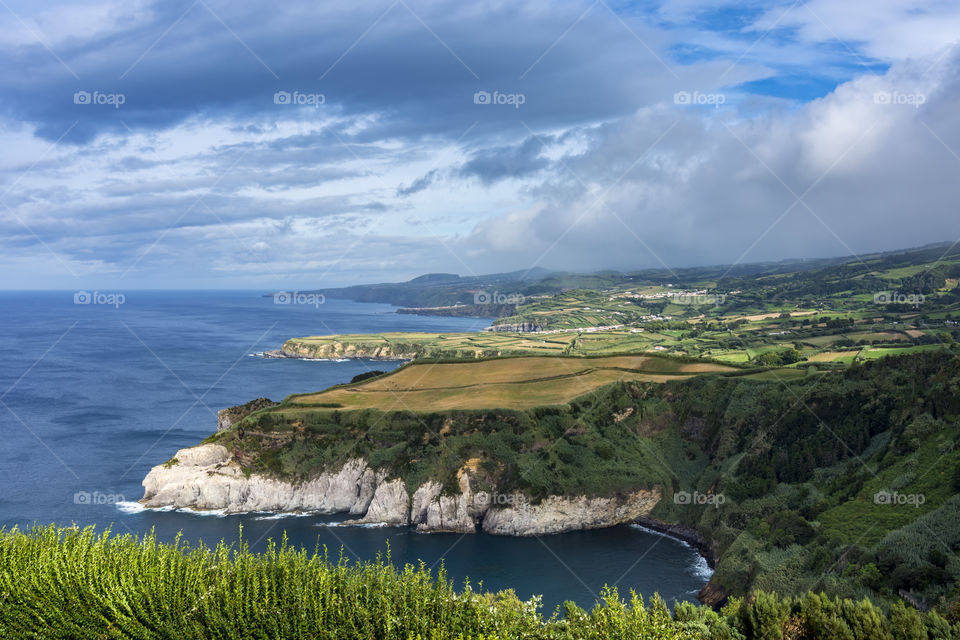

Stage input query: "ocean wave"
[
  {"left": 629, "top": 523, "right": 712, "bottom": 579},
  {"left": 115, "top": 501, "right": 181, "bottom": 515},
  {"left": 252, "top": 512, "right": 315, "bottom": 521},
  {"left": 115, "top": 501, "right": 168, "bottom": 514},
  {"left": 115, "top": 502, "right": 231, "bottom": 517},
  {"left": 183, "top": 508, "right": 229, "bottom": 517},
  {"left": 690, "top": 554, "right": 714, "bottom": 580},
  {"left": 319, "top": 520, "right": 390, "bottom": 529},
  {"left": 629, "top": 523, "right": 692, "bottom": 549}
]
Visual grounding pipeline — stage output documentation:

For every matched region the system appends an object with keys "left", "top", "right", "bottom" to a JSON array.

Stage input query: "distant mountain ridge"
[{"left": 268, "top": 242, "right": 958, "bottom": 309}]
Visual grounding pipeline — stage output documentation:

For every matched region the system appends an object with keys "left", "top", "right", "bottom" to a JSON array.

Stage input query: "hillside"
[
  {"left": 287, "top": 355, "right": 737, "bottom": 411},
  {"left": 148, "top": 348, "right": 960, "bottom": 616},
  {"left": 277, "top": 243, "right": 960, "bottom": 368}
]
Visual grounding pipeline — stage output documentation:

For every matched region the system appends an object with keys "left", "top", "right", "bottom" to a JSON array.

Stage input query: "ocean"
[{"left": 0, "top": 290, "right": 709, "bottom": 612}]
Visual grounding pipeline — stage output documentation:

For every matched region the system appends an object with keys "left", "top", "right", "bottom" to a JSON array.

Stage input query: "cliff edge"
[{"left": 141, "top": 443, "right": 662, "bottom": 536}]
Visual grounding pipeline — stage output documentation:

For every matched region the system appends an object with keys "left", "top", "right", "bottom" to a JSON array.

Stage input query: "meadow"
[{"left": 289, "top": 354, "right": 735, "bottom": 412}]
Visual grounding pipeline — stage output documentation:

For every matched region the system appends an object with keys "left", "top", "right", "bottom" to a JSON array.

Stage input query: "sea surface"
[{"left": 0, "top": 291, "right": 709, "bottom": 612}]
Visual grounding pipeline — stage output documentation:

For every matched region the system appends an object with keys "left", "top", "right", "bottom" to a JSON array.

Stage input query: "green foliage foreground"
[{"left": 3, "top": 526, "right": 960, "bottom": 639}]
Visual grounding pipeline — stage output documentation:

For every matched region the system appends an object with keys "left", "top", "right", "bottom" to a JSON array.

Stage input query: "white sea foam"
[
  {"left": 250, "top": 351, "right": 351, "bottom": 362},
  {"left": 629, "top": 523, "right": 712, "bottom": 579},
  {"left": 252, "top": 512, "right": 314, "bottom": 521},
  {"left": 116, "top": 502, "right": 180, "bottom": 515},
  {"left": 319, "top": 520, "right": 390, "bottom": 529},
  {"left": 180, "top": 507, "right": 229, "bottom": 517},
  {"left": 691, "top": 554, "right": 714, "bottom": 580},
  {"left": 629, "top": 523, "right": 692, "bottom": 548}
]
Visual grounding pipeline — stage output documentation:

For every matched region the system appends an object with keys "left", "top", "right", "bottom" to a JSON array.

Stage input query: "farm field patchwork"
[{"left": 289, "top": 354, "right": 736, "bottom": 411}]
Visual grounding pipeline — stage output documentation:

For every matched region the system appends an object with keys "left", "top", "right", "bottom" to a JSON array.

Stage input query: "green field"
[
  {"left": 290, "top": 354, "right": 735, "bottom": 411},
  {"left": 281, "top": 250, "right": 959, "bottom": 368}
]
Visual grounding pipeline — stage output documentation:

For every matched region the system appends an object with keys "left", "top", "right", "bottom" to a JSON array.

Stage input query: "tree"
[{"left": 889, "top": 601, "right": 928, "bottom": 640}]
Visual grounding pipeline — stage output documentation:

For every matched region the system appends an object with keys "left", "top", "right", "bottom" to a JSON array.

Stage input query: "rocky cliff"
[
  {"left": 484, "top": 321, "right": 545, "bottom": 333},
  {"left": 141, "top": 443, "right": 662, "bottom": 535},
  {"left": 396, "top": 303, "right": 515, "bottom": 318},
  {"left": 281, "top": 340, "right": 421, "bottom": 360}
]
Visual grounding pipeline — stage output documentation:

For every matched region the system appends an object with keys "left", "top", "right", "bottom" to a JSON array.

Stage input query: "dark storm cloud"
[
  {"left": 396, "top": 169, "right": 438, "bottom": 197},
  {"left": 0, "top": 0, "right": 753, "bottom": 144},
  {"left": 459, "top": 136, "right": 551, "bottom": 185},
  {"left": 455, "top": 50, "right": 960, "bottom": 274}
]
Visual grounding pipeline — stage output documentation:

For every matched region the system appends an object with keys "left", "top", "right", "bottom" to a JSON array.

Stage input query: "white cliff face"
[
  {"left": 480, "top": 489, "right": 662, "bottom": 536},
  {"left": 141, "top": 444, "right": 661, "bottom": 534},
  {"left": 353, "top": 479, "right": 409, "bottom": 525},
  {"left": 141, "top": 445, "right": 374, "bottom": 514},
  {"left": 413, "top": 471, "right": 490, "bottom": 533}
]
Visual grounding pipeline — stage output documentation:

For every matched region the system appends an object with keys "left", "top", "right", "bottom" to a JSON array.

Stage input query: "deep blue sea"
[{"left": 0, "top": 291, "right": 709, "bottom": 612}]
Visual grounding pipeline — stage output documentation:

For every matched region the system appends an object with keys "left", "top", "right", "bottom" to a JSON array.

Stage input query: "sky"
[{"left": 1, "top": 0, "right": 959, "bottom": 288}]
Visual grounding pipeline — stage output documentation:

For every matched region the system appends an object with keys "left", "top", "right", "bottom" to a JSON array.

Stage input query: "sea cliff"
[{"left": 141, "top": 443, "right": 662, "bottom": 536}]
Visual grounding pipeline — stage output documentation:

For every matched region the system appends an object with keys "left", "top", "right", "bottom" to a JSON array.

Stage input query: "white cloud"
[
  {"left": 749, "top": 0, "right": 960, "bottom": 61},
  {"left": 1, "top": 0, "right": 959, "bottom": 287}
]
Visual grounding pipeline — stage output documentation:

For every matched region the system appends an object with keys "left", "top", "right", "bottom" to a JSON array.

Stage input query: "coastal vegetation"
[
  {"left": 116, "top": 244, "right": 960, "bottom": 638},
  {"left": 205, "top": 348, "right": 960, "bottom": 616},
  {"left": 4, "top": 524, "right": 960, "bottom": 639}
]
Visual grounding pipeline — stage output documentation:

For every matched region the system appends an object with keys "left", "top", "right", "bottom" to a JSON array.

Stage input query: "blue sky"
[{"left": 1, "top": 0, "right": 959, "bottom": 288}]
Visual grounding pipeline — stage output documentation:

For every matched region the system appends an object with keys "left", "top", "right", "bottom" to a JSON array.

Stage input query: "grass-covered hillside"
[
  {"left": 211, "top": 348, "right": 960, "bottom": 614},
  {"left": 3, "top": 525, "right": 959, "bottom": 639},
  {"left": 290, "top": 355, "right": 736, "bottom": 411}
]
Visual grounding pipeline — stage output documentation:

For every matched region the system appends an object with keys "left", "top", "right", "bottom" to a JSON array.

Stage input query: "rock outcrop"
[
  {"left": 141, "top": 444, "right": 663, "bottom": 536},
  {"left": 216, "top": 398, "right": 277, "bottom": 431},
  {"left": 697, "top": 580, "right": 728, "bottom": 608},
  {"left": 352, "top": 479, "right": 409, "bottom": 525},
  {"left": 141, "top": 445, "right": 376, "bottom": 514},
  {"left": 481, "top": 490, "right": 662, "bottom": 536},
  {"left": 281, "top": 340, "right": 420, "bottom": 360},
  {"left": 410, "top": 471, "right": 491, "bottom": 533}
]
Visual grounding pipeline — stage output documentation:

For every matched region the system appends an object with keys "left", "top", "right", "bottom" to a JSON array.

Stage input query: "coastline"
[
  {"left": 138, "top": 444, "right": 716, "bottom": 603},
  {"left": 139, "top": 444, "right": 664, "bottom": 537},
  {"left": 631, "top": 516, "right": 715, "bottom": 569}
]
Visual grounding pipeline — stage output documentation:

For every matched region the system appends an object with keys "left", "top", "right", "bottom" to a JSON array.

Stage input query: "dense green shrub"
[{"left": 5, "top": 526, "right": 960, "bottom": 640}]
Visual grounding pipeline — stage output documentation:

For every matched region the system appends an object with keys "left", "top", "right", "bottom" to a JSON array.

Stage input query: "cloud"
[
  {"left": 456, "top": 48, "right": 960, "bottom": 274},
  {"left": 459, "top": 136, "right": 550, "bottom": 185},
  {"left": 0, "top": 0, "right": 763, "bottom": 144},
  {"left": 1, "top": 0, "right": 959, "bottom": 288},
  {"left": 396, "top": 169, "right": 438, "bottom": 197}
]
